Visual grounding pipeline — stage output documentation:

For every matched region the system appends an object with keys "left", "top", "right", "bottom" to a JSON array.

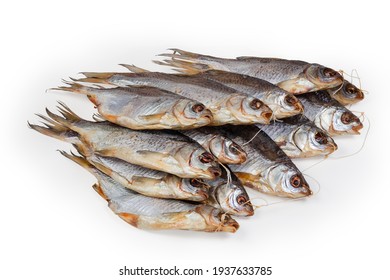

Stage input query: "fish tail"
[
  {"left": 59, "top": 150, "right": 94, "bottom": 171},
  {"left": 160, "top": 48, "right": 204, "bottom": 60},
  {"left": 119, "top": 64, "right": 149, "bottom": 73},
  {"left": 153, "top": 58, "right": 210, "bottom": 74},
  {"left": 77, "top": 72, "right": 114, "bottom": 85},
  {"left": 60, "top": 151, "right": 108, "bottom": 201},
  {"left": 55, "top": 81, "right": 102, "bottom": 105},
  {"left": 28, "top": 112, "right": 80, "bottom": 144}
]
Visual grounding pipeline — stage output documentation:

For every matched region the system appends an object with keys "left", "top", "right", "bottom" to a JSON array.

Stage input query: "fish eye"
[
  {"left": 284, "top": 94, "right": 297, "bottom": 106},
  {"left": 340, "top": 112, "right": 356, "bottom": 124},
  {"left": 314, "top": 131, "right": 328, "bottom": 145},
  {"left": 290, "top": 175, "right": 302, "bottom": 188},
  {"left": 345, "top": 85, "right": 357, "bottom": 96},
  {"left": 249, "top": 99, "right": 263, "bottom": 110},
  {"left": 228, "top": 143, "right": 241, "bottom": 155},
  {"left": 192, "top": 103, "right": 205, "bottom": 113},
  {"left": 199, "top": 152, "right": 214, "bottom": 163},
  {"left": 322, "top": 67, "right": 338, "bottom": 78},
  {"left": 236, "top": 195, "right": 247, "bottom": 205},
  {"left": 189, "top": 178, "right": 207, "bottom": 188}
]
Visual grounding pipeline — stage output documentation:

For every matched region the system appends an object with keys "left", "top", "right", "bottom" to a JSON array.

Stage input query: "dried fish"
[
  {"left": 256, "top": 115, "right": 337, "bottom": 158},
  {"left": 157, "top": 49, "right": 343, "bottom": 94},
  {"left": 327, "top": 80, "right": 364, "bottom": 105},
  {"left": 55, "top": 82, "right": 213, "bottom": 130},
  {"left": 76, "top": 69, "right": 273, "bottom": 126},
  {"left": 298, "top": 91, "right": 363, "bottom": 136},
  {"left": 28, "top": 103, "right": 221, "bottom": 179},
  {"left": 61, "top": 152, "right": 239, "bottom": 232},
  {"left": 72, "top": 143, "right": 210, "bottom": 201},
  {"left": 157, "top": 68, "right": 303, "bottom": 119},
  {"left": 217, "top": 125, "right": 312, "bottom": 198}
]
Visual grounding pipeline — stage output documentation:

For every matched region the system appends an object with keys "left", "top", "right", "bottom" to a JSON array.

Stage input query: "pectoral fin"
[{"left": 138, "top": 113, "right": 166, "bottom": 125}]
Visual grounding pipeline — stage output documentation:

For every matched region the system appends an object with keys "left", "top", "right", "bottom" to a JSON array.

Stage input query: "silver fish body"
[
  {"left": 327, "top": 80, "right": 364, "bottom": 105},
  {"left": 56, "top": 83, "right": 213, "bottom": 130},
  {"left": 62, "top": 152, "right": 238, "bottom": 232},
  {"left": 298, "top": 91, "right": 363, "bottom": 136},
  {"left": 158, "top": 49, "right": 343, "bottom": 94},
  {"left": 29, "top": 103, "right": 221, "bottom": 179},
  {"left": 77, "top": 148, "right": 210, "bottom": 201},
  {"left": 256, "top": 115, "right": 337, "bottom": 158},
  {"left": 176, "top": 70, "right": 303, "bottom": 119},
  {"left": 78, "top": 71, "right": 273, "bottom": 126},
  {"left": 180, "top": 127, "right": 247, "bottom": 164},
  {"left": 219, "top": 125, "right": 312, "bottom": 198}
]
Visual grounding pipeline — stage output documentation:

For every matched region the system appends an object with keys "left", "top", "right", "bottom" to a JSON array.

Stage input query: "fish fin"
[
  {"left": 159, "top": 48, "right": 203, "bottom": 60},
  {"left": 72, "top": 142, "right": 92, "bottom": 157},
  {"left": 119, "top": 64, "right": 149, "bottom": 73},
  {"left": 53, "top": 80, "right": 89, "bottom": 94},
  {"left": 89, "top": 158, "right": 114, "bottom": 177},
  {"left": 56, "top": 101, "right": 82, "bottom": 122},
  {"left": 76, "top": 72, "right": 114, "bottom": 86},
  {"left": 92, "top": 113, "right": 106, "bottom": 122},
  {"left": 28, "top": 112, "right": 80, "bottom": 144},
  {"left": 92, "top": 183, "right": 109, "bottom": 201},
  {"left": 153, "top": 59, "right": 209, "bottom": 74},
  {"left": 137, "top": 112, "right": 166, "bottom": 124},
  {"left": 117, "top": 212, "right": 139, "bottom": 227},
  {"left": 59, "top": 150, "right": 94, "bottom": 170}
]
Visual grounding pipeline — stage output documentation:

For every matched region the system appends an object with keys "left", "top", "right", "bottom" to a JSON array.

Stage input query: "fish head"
[
  {"left": 176, "top": 147, "right": 221, "bottom": 179},
  {"left": 174, "top": 100, "right": 213, "bottom": 127},
  {"left": 207, "top": 136, "right": 247, "bottom": 164},
  {"left": 333, "top": 81, "right": 364, "bottom": 105},
  {"left": 278, "top": 93, "right": 304, "bottom": 117},
  {"left": 267, "top": 164, "right": 312, "bottom": 198},
  {"left": 195, "top": 205, "right": 239, "bottom": 233},
  {"left": 178, "top": 178, "right": 210, "bottom": 201},
  {"left": 304, "top": 64, "right": 344, "bottom": 91},
  {"left": 293, "top": 125, "right": 337, "bottom": 156},
  {"left": 319, "top": 108, "right": 363, "bottom": 135},
  {"left": 213, "top": 180, "right": 254, "bottom": 216},
  {"left": 227, "top": 95, "right": 273, "bottom": 124}
]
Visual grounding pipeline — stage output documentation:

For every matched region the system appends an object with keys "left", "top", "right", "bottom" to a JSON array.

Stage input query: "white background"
[{"left": 1, "top": 1, "right": 389, "bottom": 279}]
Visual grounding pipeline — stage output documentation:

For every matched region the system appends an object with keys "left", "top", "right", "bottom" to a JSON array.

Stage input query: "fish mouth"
[
  {"left": 261, "top": 111, "right": 273, "bottom": 123},
  {"left": 208, "top": 166, "right": 222, "bottom": 179},
  {"left": 219, "top": 218, "right": 240, "bottom": 233},
  {"left": 196, "top": 189, "right": 210, "bottom": 201},
  {"left": 324, "top": 141, "right": 338, "bottom": 155},
  {"left": 284, "top": 95, "right": 304, "bottom": 113},
  {"left": 352, "top": 122, "right": 364, "bottom": 135}
]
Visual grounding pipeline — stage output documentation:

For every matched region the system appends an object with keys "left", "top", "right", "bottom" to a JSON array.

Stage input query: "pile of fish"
[{"left": 29, "top": 49, "right": 365, "bottom": 233}]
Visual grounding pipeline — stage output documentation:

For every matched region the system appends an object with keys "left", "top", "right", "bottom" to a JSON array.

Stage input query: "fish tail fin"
[
  {"left": 160, "top": 48, "right": 204, "bottom": 60},
  {"left": 77, "top": 72, "right": 114, "bottom": 85},
  {"left": 119, "top": 64, "right": 149, "bottom": 73},
  {"left": 153, "top": 58, "right": 211, "bottom": 74},
  {"left": 59, "top": 151, "right": 108, "bottom": 201},
  {"left": 156, "top": 48, "right": 220, "bottom": 74},
  {"left": 53, "top": 80, "right": 90, "bottom": 94},
  {"left": 34, "top": 103, "right": 84, "bottom": 136},
  {"left": 59, "top": 150, "right": 94, "bottom": 171},
  {"left": 28, "top": 111, "right": 80, "bottom": 144}
]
